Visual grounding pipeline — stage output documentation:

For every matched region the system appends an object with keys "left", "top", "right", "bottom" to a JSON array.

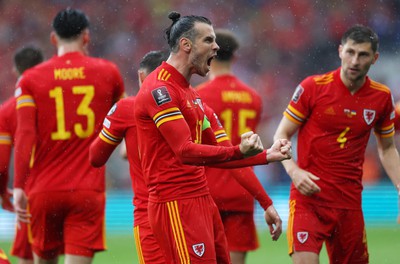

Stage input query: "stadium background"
[{"left": 0, "top": 0, "right": 399, "bottom": 263}]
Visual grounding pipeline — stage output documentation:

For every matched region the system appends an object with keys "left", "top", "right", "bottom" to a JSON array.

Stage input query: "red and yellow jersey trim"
[
  {"left": 99, "top": 128, "right": 122, "bottom": 145},
  {"left": 370, "top": 80, "right": 390, "bottom": 94},
  {"left": 313, "top": 72, "right": 334, "bottom": 85},
  {"left": 16, "top": 95, "right": 36, "bottom": 109},
  {"left": 374, "top": 123, "right": 395, "bottom": 138},
  {"left": 167, "top": 200, "right": 190, "bottom": 264},
  {"left": 214, "top": 129, "right": 229, "bottom": 143},
  {"left": 153, "top": 107, "right": 184, "bottom": 128},
  {"left": 287, "top": 199, "right": 296, "bottom": 255},
  {"left": 0, "top": 132, "right": 12, "bottom": 145},
  {"left": 284, "top": 105, "right": 306, "bottom": 125},
  {"left": 133, "top": 226, "right": 145, "bottom": 264},
  {"left": 158, "top": 68, "right": 172, "bottom": 81}
]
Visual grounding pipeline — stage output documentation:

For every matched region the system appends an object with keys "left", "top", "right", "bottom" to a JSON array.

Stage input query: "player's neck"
[
  {"left": 209, "top": 61, "right": 232, "bottom": 80},
  {"left": 340, "top": 71, "right": 366, "bottom": 95},
  {"left": 57, "top": 43, "right": 85, "bottom": 56}
]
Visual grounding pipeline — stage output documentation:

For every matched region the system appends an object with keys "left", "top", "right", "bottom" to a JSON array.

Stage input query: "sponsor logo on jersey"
[
  {"left": 152, "top": 86, "right": 172, "bottom": 106},
  {"left": 192, "top": 243, "right": 205, "bottom": 257},
  {"left": 363, "top": 109, "right": 376, "bottom": 125},
  {"left": 324, "top": 106, "right": 336, "bottom": 115},
  {"left": 297, "top": 232, "right": 308, "bottom": 244},
  {"left": 103, "top": 118, "right": 111, "bottom": 129},
  {"left": 292, "top": 85, "right": 304, "bottom": 103}
]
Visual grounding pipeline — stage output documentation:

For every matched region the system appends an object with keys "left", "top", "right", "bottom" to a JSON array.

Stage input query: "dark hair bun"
[{"left": 168, "top": 11, "right": 181, "bottom": 23}]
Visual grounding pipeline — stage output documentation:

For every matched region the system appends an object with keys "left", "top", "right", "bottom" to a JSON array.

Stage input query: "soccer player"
[
  {"left": 196, "top": 28, "right": 264, "bottom": 264},
  {"left": 273, "top": 24, "right": 400, "bottom": 264},
  {"left": 89, "top": 50, "right": 169, "bottom": 263},
  {"left": 134, "top": 11, "right": 291, "bottom": 263},
  {"left": 13, "top": 8, "right": 124, "bottom": 264},
  {"left": 0, "top": 249, "right": 11, "bottom": 264},
  {"left": 0, "top": 45, "right": 44, "bottom": 264}
]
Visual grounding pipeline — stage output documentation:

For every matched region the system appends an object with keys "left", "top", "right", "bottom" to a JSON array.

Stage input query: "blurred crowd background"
[{"left": 1, "top": 0, "right": 400, "bottom": 190}]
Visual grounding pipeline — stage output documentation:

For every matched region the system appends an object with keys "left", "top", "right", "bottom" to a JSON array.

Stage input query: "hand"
[
  {"left": 239, "top": 131, "right": 263, "bottom": 157},
  {"left": 266, "top": 139, "right": 292, "bottom": 162},
  {"left": 291, "top": 168, "right": 321, "bottom": 196},
  {"left": 13, "top": 188, "right": 30, "bottom": 224},
  {"left": 264, "top": 205, "right": 282, "bottom": 241},
  {"left": 0, "top": 188, "right": 14, "bottom": 212}
]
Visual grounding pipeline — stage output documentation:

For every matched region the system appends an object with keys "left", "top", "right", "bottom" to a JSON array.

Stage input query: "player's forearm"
[
  {"left": 89, "top": 137, "right": 118, "bottom": 167},
  {"left": 378, "top": 145, "right": 400, "bottom": 191},
  {"left": 210, "top": 150, "right": 267, "bottom": 168},
  {"left": 230, "top": 167, "right": 272, "bottom": 210},
  {"left": 14, "top": 131, "right": 36, "bottom": 189}
]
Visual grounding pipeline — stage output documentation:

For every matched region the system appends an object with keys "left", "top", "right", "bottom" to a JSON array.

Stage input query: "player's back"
[
  {"left": 16, "top": 51, "right": 124, "bottom": 194},
  {"left": 0, "top": 98, "right": 17, "bottom": 143},
  {"left": 197, "top": 75, "right": 262, "bottom": 144}
]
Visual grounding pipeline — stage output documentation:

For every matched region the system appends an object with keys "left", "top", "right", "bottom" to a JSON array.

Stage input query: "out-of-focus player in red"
[
  {"left": 0, "top": 46, "right": 44, "bottom": 264},
  {"left": 90, "top": 50, "right": 169, "bottom": 263},
  {"left": 395, "top": 100, "right": 400, "bottom": 224},
  {"left": 0, "top": 249, "right": 11, "bottom": 264},
  {"left": 13, "top": 8, "right": 124, "bottom": 264},
  {"left": 196, "top": 29, "right": 264, "bottom": 264},
  {"left": 274, "top": 24, "right": 400, "bottom": 264},
  {"left": 134, "top": 11, "right": 291, "bottom": 263}
]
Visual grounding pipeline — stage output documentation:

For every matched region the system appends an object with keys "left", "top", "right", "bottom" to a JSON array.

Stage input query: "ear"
[
  {"left": 138, "top": 70, "right": 147, "bottom": 86},
  {"left": 180, "top": 37, "right": 192, "bottom": 52},
  {"left": 372, "top": 52, "right": 379, "bottom": 65},
  {"left": 338, "top": 44, "right": 343, "bottom": 59},
  {"left": 50, "top": 31, "right": 58, "bottom": 46},
  {"left": 82, "top": 29, "right": 90, "bottom": 45}
]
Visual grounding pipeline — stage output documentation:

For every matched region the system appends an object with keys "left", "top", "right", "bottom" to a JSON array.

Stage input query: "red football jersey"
[
  {"left": 197, "top": 75, "right": 263, "bottom": 212},
  {"left": 97, "top": 97, "right": 148, "bottom": 224},
  {"left": 14, "top": 52, "right": 124, "bottom": 194},
  {"left": 284, "top": 68, "right": 395, "bottom": 209},
  {"left": 135, "top": 62, "right": 245, "bottom": 203},
  {"left": 0, "top": 98, "right": 16, "bottom": 195}
]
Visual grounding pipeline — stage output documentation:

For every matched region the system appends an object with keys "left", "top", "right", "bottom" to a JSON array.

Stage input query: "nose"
[{"left": 213, "top": 42, "right": 219, "bottom": 51}]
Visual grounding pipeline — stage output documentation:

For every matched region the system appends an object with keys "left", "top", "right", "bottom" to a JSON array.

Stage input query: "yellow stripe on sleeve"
[{"left": 16, "top": 95, "right": 36, "bottom": 109}]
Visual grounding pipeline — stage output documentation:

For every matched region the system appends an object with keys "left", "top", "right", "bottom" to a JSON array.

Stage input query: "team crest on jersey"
[
  {"left": 107, "top": 104, "right": 117, "bottom": 116},
  {"left": 151, "top": 86, "right": 172, "bottom": 106},
  {"left": 363, "top": 109, "right": 376, "bottom": 125},
  {"left": 192, "top": 243, "right": 205, "bottom": 257},
  {"left": 292, "top": 85, "right": 304, "bottom": 103},
  {"left": 297, "top": 232, "right": 308, "bottom": 244}
]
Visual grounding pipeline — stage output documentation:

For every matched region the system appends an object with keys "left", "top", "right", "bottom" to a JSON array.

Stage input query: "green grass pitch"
[{"left": 1, "top": 227, "right": 398, "bottom": 263}]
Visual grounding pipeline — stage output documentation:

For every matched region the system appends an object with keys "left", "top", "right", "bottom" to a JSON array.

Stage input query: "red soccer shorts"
[
  {"left": 287, "top": 199, "right": 369, "bottom": 264},
  {"left": 134, "top": 220, "right": 166, "bottom": 263},
  {"left": 28, "top": 190, "right": 106, "bottom": 259},
  {"left": 0, "top": 248, "right": 10, "bottom": 264},
  {"left": 11, "top": 222, "right": 33, "bottom": 260},
  {"left": 148, "top": 194, "right": 230, "bottom": 264},
  {"left": 220, "top": 211, "right": 259, "bottom": 252}
]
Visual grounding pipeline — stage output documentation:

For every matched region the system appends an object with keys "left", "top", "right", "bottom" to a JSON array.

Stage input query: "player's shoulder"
[
  {"left": 307, "top": 70, "right": 335, "bottom": 86},
  {"left": 368, "top": 78, "right": 391, "bottom": 95}
]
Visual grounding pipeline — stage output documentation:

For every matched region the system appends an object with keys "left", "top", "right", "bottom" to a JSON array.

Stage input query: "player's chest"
[
  {"left": 180, "top": 93, "right": 206, "bottom": 128},
  {"left": 309, "top": 91, "right": 386, "bottom": 132}
]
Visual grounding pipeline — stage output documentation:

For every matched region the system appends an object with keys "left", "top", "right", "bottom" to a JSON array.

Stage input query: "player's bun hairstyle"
[
  {"left": 139, "top": 50, "right": 169, "bottom": 73},
  {"left": 215, "top": 29, "right": 239, "bottom": 61},
  {"left": 164, "top": 11, "right": 212, "bottom": 52},
  {"left": 14, "top": 45, "right": 44, "bottom": 74},
  {"left": 52, "top": 8, "right": 89, "bottom": 39},
  {"left": 341, "top": 24, "right": 379, "bottom": 53}
]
